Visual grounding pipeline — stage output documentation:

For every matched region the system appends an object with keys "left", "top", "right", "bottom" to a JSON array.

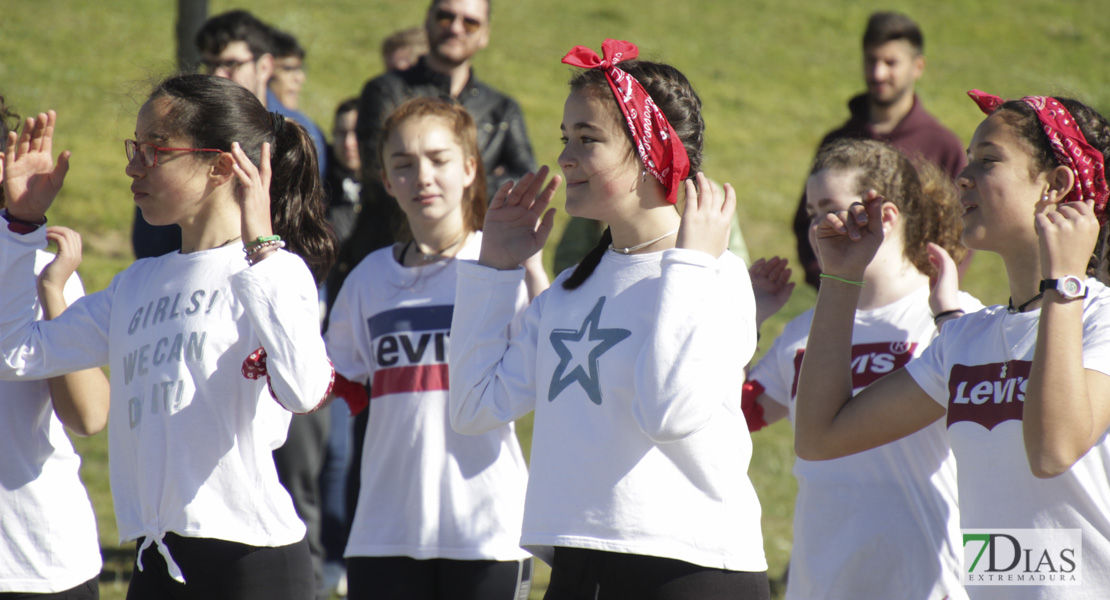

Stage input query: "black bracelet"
[
  {"left": 933, "top": 309, "right": 965, "bottom": 325},
  {"left": 2, "top": 209, "right": 47, "bottom": 234}
]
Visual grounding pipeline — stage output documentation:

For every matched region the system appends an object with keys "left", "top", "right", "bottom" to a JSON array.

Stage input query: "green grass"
[{"left": 4, "top": 0, "right": 1110, "bottom": 598}]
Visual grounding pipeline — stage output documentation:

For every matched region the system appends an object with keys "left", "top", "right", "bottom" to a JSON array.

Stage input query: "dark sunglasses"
[{"left": 434, "top": 9, "right": 483, "bottom": 34}]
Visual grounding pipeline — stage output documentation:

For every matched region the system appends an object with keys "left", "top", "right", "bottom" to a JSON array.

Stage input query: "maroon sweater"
[{"left": 793, "top": 94, "right": 967, "bottom": 287}]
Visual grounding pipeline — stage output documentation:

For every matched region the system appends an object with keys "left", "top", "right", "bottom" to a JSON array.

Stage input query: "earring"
[
  {"left": 1041, "top": 194, "right": 1049, "bottom": 202},
  {"left": 641, "top": 170, "right": 647, "bottom": 183}
]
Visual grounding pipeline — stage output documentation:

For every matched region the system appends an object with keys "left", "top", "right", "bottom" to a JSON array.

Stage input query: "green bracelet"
[
  {"left": 819, "top": 273, "right": 865, "bottom": 287},
  {"left": 245, "top": 235, "right": 281, "bottom": 248}
]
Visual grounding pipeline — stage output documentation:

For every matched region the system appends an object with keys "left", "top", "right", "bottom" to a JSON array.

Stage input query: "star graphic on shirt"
[{"left": 548, "top": 296, "right": 631, "bottom": 405}]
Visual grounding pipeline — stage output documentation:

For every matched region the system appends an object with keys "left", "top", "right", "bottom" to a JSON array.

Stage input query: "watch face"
[{"left": 1060, "top": 276, "right": 1085, "bottom": 299}]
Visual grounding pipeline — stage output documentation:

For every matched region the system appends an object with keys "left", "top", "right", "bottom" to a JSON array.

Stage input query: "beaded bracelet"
[
  {"left": 244, "top": 240, "right": 285, "bottom": 265},
  {"left": 243, "top": 239, "right": 285, "bottom": 256},
  {"left": 244, "top": 235, "right": 282, "bottom": 251},
  {"left": 819, "top": 273, "right": 865, "bottom": 287}
]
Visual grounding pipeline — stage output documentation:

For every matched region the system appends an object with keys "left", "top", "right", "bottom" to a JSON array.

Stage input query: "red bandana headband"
[
  {"left": 562, "top": 39, "right": 691, "bottom": 204},
  {"left": 968, "top": 89, "right": 1109, "bottom": 225}
]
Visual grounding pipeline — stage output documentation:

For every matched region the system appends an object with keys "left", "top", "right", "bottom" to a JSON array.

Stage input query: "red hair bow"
[
  {"left": 562, "top": 40, "right": 690, "bottom": 204},
  {"left": 968, "top": 89, "right": 1108, "bottom": 224}
]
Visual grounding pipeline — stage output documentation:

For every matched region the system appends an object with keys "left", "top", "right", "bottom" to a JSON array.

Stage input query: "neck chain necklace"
[
  {"left": 408, "top": 231, "right": 467, "bottom": 263},
  {"left": 998, "top": 311, "right": 1038, "bottom": 379},
  {"left": 609, "top": 226, "right": 680, "bottom": 255}
]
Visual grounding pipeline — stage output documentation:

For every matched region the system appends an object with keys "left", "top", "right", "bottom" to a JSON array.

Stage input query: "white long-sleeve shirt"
[
  {"left": 0, "top": 250, "right": 101, "bottom": 593},
  {"left": 0, "top": 225, "right": 334, "bottom": 581},
  {"left": 450, "top": 247, "right": 767, "bottom": 572}
]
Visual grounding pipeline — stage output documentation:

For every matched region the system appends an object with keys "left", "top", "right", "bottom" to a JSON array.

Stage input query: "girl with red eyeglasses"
[{"left": 0, "top": 73, "right": 336, "bottom": 600}]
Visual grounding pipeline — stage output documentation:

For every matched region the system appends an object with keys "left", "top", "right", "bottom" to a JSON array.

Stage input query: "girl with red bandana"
[
  {"left": 449, "top": 40, "right": 770, "bottom": 599},
  {"left": 795, "top": 93, "right": 1110, "bottom": 599}
]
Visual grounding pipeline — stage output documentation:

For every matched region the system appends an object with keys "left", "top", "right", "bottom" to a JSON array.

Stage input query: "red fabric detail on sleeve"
[
  {"left": 242, "top": 346, "right": 336, "bottom": 414},
  {"left": 333, "top": 373, "right": 369, "bottom": 416},
  {"left": 3, "top": 211, "right": 46, "bottom": 234},
  {"left": 741, "top": 379, "right": 768, "bottom": 432},
  {"left": 242, "top": 346, "right": 268, "bottom": 379}
]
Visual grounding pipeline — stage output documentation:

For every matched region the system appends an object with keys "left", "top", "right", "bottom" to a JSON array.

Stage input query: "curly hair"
[{"left": 810, "top": 138, "right": 966, "bottom": 278}]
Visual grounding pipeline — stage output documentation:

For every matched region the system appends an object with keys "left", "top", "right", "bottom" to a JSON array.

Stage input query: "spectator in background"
[
  {"left": 324, "top": 99, "right": 362, "bottom": 257},
  {"left": 792, "top": 11, "right": 966, "bottom": 288},
  {"left": 269, "top": 29, "right": 307, "bottom": 111},
  {"left": 266, "top": 27, "right": 328, "bottom": 179},
  {"left": 381, "top": 26, "right": 428, "bottom": 73}
]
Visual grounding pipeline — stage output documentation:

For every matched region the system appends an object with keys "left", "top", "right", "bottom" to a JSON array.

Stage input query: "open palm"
[
  {"left": 478, "top": 166, "right": 561, "bottom": 270},
  {"left": 3, "top": 111, "right": 70, "bottom": 222}
]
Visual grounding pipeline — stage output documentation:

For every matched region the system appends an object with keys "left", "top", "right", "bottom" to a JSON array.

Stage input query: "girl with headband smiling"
[
  {"left": 449, "top": 40, "right": 770, "bottom": 598},
  {"left": 794, "top": 91, "right": 1110, "bottom": 599}
]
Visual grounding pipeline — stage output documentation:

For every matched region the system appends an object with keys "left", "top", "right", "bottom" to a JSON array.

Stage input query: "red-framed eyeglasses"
[{"left": 125, "top": 140, "right": 223, "bottom": 168}]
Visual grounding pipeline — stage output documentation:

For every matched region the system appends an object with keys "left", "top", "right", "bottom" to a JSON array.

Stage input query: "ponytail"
[
  {"left": 269, "top": 115, "right": 337, "bottom": 284},
  {"left": 149, "top": 74, "right": 336, "bottom": 284},
  {"left": 562, "top": 228, "right": 612, "bottom": 290}
]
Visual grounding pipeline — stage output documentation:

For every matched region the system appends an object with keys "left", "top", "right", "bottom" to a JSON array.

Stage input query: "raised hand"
[
  {"left": 812, "top": 190, "right": 884, "bottom": 281},
  {"left": 478, "top": 165, "right": 561, "bottom": 270},
  {"left": 37, "top": 226, "right": 83, "bottom": 319},
  {"left": 676, "top": 172, "right": 734, "bottom": 257},
  {"left": 750, "top": 256, "right": 794, "bottom": 328},
  {"left": 1036, "top": 199, "right": 1100, "bottom": 279},
  {"left": 230, "top": 141, "right": 275, "bottom": 243},
  {"left": 3, "top": 111, "right": 70, "bottom": 223},
  {"left": 926, "top": 242, "right": 962, "bottom": 323}
]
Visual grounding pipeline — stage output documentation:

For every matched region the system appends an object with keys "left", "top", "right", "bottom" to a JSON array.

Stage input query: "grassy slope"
[{"left": 2, "top": 0, "right": 1108, "bottom": 598}]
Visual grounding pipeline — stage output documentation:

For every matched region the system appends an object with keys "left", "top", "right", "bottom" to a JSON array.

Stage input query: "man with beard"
[
  {"left": 337, "top": 0, "right": 536, "bottom": 289},
  {"left": 792, "top": 12, "right": 965, "bottom": 288}
]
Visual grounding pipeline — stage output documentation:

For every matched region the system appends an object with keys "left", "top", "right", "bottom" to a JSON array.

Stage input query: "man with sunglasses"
[{"left": 338, "top": 0, "right": 537, "bottom": 282}]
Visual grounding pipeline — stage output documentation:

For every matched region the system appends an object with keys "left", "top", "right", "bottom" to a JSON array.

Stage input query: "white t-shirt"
[
  {"left": 0, "top": 250, "right": 101, "bottom": 593},
  {"left": 907, "top": 279, "right": 1110, "bottom": 599},
  {"left": 326, "top": 234, "right": 530, "bottom": 561},
  {"left": 450, "top": 248, "right": 767, "bottom": 572},
  {"left": 0, "top": 226, "right": 334, "bottom": 581},
  {"left": 750, "top": 286, "right": 980, "bottom": 600}
]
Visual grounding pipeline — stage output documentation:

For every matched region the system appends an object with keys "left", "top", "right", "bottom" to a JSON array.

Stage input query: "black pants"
[
  {"left": 0, "top": 577, "right": 98, "bottom": 600},
  {"left": 346, "top": 556, "right": 531, "bottom": 600},
  {"left": 544, "top": 547, "right": 770, "bottom": 600},
  {"left": 126, "top": 533, "right": 314, "bottom": 600}
]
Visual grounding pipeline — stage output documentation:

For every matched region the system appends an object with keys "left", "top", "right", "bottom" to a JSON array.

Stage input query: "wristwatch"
[{"left": 1039, "top": 276, "right": 1088, "bottom": 300}]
